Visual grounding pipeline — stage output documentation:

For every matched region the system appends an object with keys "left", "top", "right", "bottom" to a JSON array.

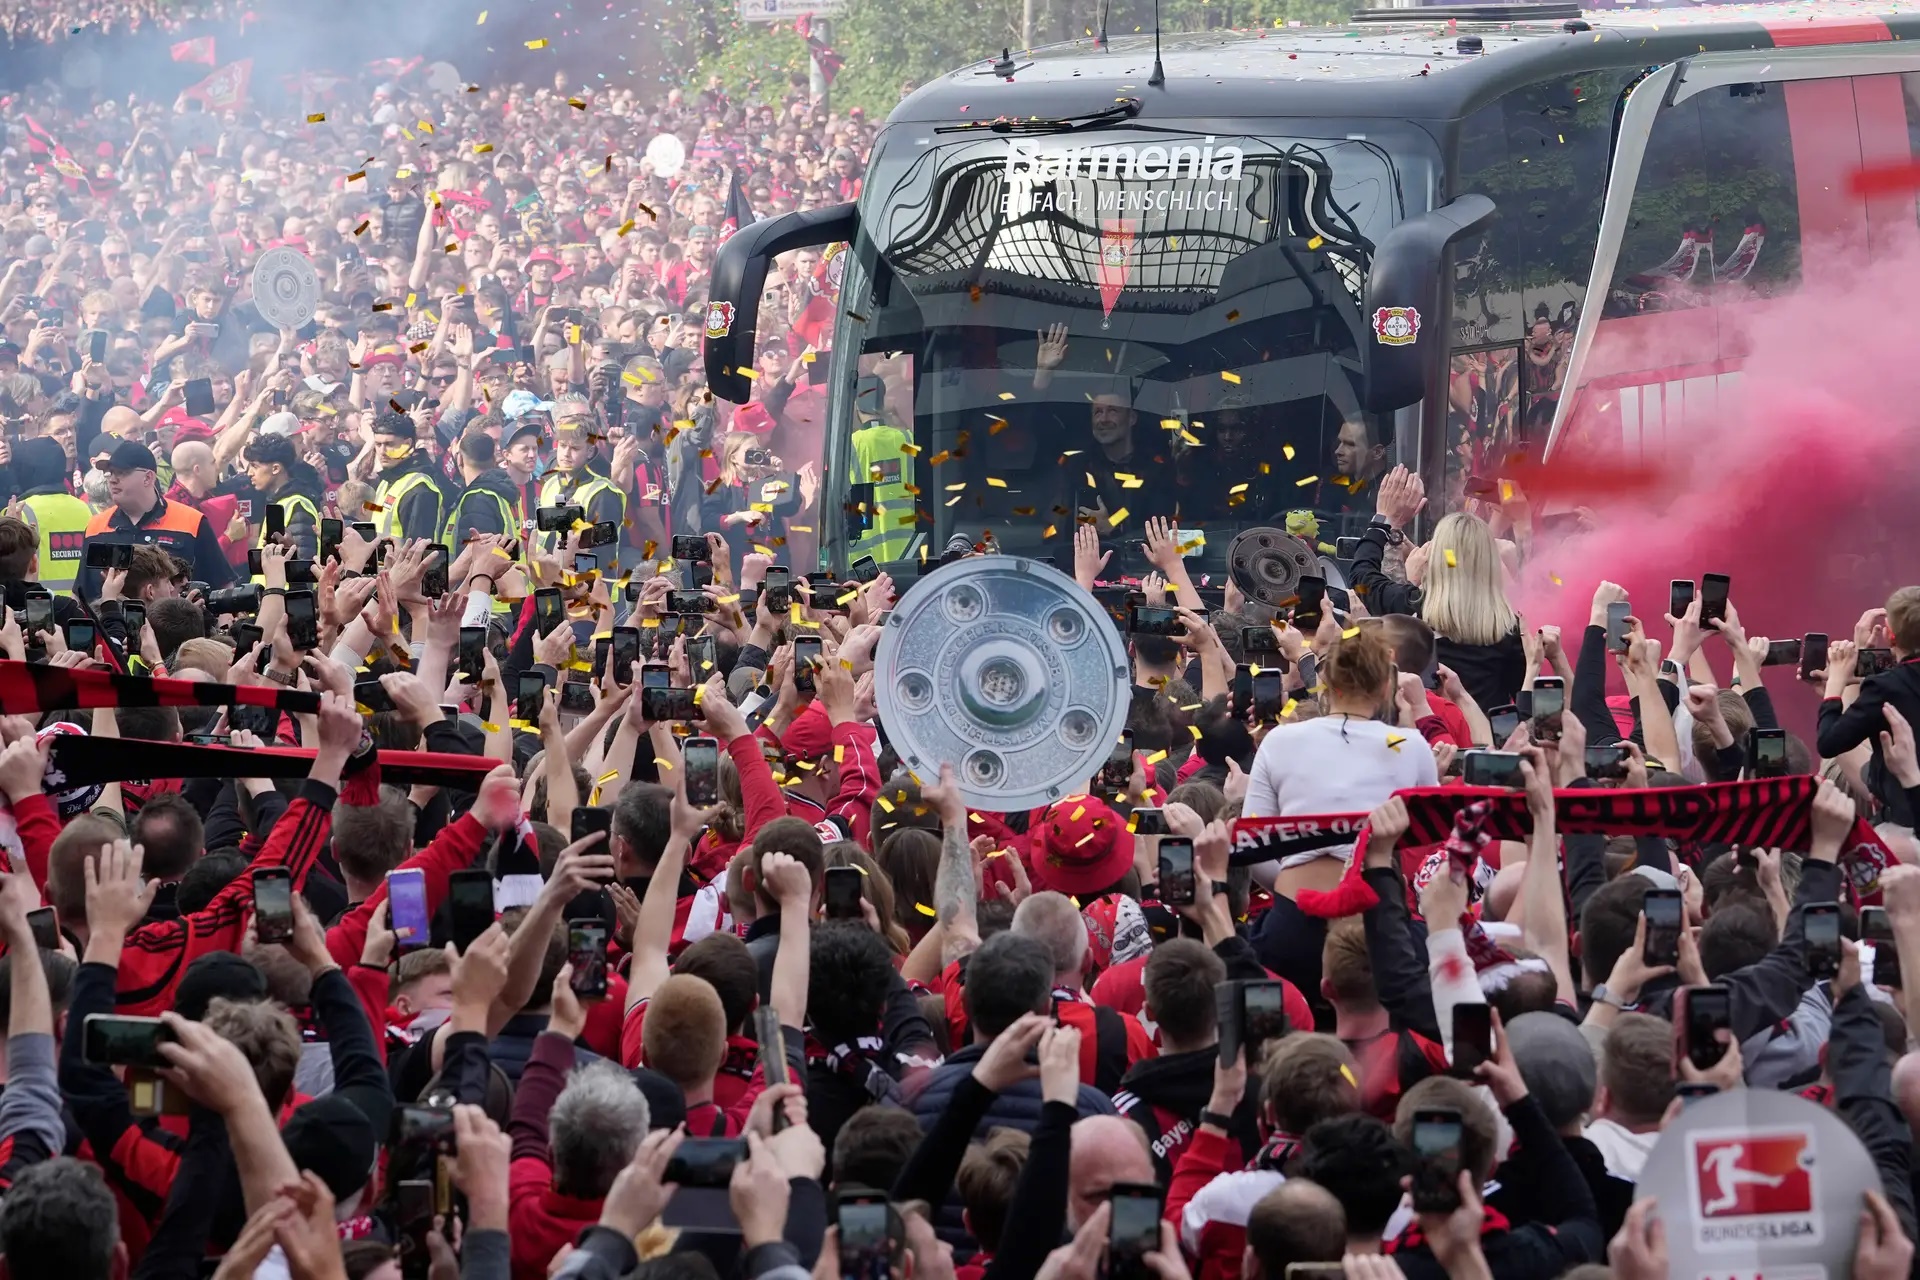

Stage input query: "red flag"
[
  {"left": 170, "top": 36, "right": 216, "bottom": 64},
  {"left": 793, "top": 14, "right": 843, "bottom": 85},
  {"left": 21, "top": 116, "right": 88, "bottom": 186},
  {"left": 176, "top": 59, "right": 253, "bottom": 113},
  {"left": 719, "top": 168, "right": 757, "bottom": 243},
  {"left": 1098, "top": 218, "right": 1135, "bottom": 318}
]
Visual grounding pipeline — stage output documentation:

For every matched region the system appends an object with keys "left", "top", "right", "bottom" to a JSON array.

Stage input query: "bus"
[{"left": 703, "top": 0, "right": 1920, "bottom": 578}]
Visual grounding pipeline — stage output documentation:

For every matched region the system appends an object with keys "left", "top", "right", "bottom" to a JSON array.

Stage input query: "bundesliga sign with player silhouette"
[{"left": 1640, "top": 1089, "right": 1880, "bottom": 1276}]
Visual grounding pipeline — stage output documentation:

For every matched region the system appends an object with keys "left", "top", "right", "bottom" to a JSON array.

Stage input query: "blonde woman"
[{"left": 1351, "top": 466, "right": 1527, "bottom": 711}]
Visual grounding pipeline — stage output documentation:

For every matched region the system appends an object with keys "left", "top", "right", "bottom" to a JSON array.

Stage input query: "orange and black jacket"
[{"left": 76, "top": 495, "right": 234, "bottom": 599}]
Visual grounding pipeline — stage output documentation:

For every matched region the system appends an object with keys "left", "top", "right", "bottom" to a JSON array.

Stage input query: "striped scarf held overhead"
[{"left": 1231, "top": 778, "right": 1899, "bottom": 914}]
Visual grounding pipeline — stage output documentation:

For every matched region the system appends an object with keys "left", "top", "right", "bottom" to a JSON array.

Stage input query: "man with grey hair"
[
  {"left": 1012, "top": 891, "right": 1150, "bottom": 1092},
  {"left": 0, "top": 1157, "right": 127, "bottom": 1280},
  {"left": 1495, "top": 1010, "right": 1633, "bottom": 1241}
]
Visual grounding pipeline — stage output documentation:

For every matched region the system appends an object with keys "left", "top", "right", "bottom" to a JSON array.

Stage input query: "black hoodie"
[
  {"left": 448, "top": 467, "right": 523, "bottom": 540},
  {"left": 257, "top": 461, "right": 325, "bottom": 562}
]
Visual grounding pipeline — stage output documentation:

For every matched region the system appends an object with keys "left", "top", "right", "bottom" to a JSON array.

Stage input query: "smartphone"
[
  {"left": 1450, "top": 1003, "right": 1493, "bottom": 1078},
  {"left": 1800, "top": 632, "right": 1831, "bottom": 682},
  {"left": 793, "top": 635, "right": 823, "bottom": 694},
  {"left": 1100, "top": 731, "right": 1134, "bottom": 789},
  {"left": 536, "top": 504, "right": 584, "bottom": 533},
  {"left": 684, "top": 735, "right": 720, "bottom": 807},
  {"left": 1292, "top": 576, "right": 1327, "bottom": 632},
  {"left": 1859, "top": 647, "right": 1898, "bottom": 678},
  {"left": 1241, "top": 625, "right": 1281, "bottom": 656},
  {"left": 667, "top": 589, "right": 713, "bottom": 615},
  {"left": 121, "top": 600, "right": 146, "bottom": 641},
  {"left": 1605, "top": 600, "right": 1632, "bottom": 654},
  {"left": 1128, "top": 605, "right": 1180, "bottom": 637},
  {"left": 1462, "top": 750, "right": 1524, "bottom": 788},
  {"left": 354, "top": 677, "right": 398, "bottom": 714},
  {"left": 753, "top": 1004, "right": 789, "bottom": 1090},
  {"left": 640, "top": 686, "right": 696, "bottom": 720},
  {"left": 26, "top": 907, "right": 58, "bottom": 951},
  {"left": 1227, "top": 663, "right": 1254, "bottom": 721},
  {"left": 1157, "top": 837, "right": 1195, "bottom": 907},
  {"left": 233, "top": 622, "right": 264, "bottom": 657},
  {"left": 422, "top": 544, "right": 449, "bottom": 599},
  {"left": 1334, "top": 536, "right": 1362, "bottom": 560},
  {"left": 387, "top": 867, "right": 429, "bottom": 952},
  {"left": 514, "top": 672, "right": 545, "bottom": 722},
  {"left": 663, "top": 1137, "right": 747, "bottom": 1188},
  {"left": 806, "top": 571, "right": 842, "bottom": 612},
  {"left": 1700, "top": 572, "right": 1731, "bottom": 627},
  {"left": 22, "top": 588, "right": 52, "bottom": 638},
  {"left": 1642, "top": 887, "right": 1683, "bottom": 967},
  {"left": 1864, "top": 905, "right": 1901, "bottom": 988},
  {"left": 1749, "top": 727, "right": 1788, "bottom": 779},
  {"left": 85, "top": 541, "right": 119, "bottom": 570},
  {"left": 285, "top": 589, "right": 318, "bottom": 651},
  {"left": 252, "top": 868, "right": 294, "bottom": 944},
  {"left": 671, "top": 534, "right": 710, "bottom": 562},
  {"left": 1678, "top": 984, "right": 1732, "bottom": 1071},
  {"left": 82, "top": 1014, "right": 175, "bottom": 1068},
  {"left": 351, "top": 520, "right": 378, "bottom": 542},
  {"left": 558, "top": 680, "right": 595, "bottom": 714},
  {"left": 1486, "top": 704, "right": 1520, "bottom": 745},
  {"left": 86, "top": 328, "right": 108, "bottom": 363},
  {"left": 687, "top": 634, "right": 718, "bottom": 680},
  {"left": 1530, "top": 676, "right": 1565, "bottom": 744},
  {"left": 1584, "top": 743, "right": 1630, "bottom": 781},
  {"left": 315, "top": 516, "right": 342, "bottom": 564},
  {"left": 459, "top": 625, "right": 487, "bottom": 681},
  {"left": 1410, "top": 1108, "right": 1466, "bottom": 1214},
  {"left": 611, "top": 627, "right": 642, "bottom": 685},
  {"left": 639, "top": 661, "right": 671, "bottom": 690},
  {"left": 397, "top": 1178, "right": 435, "bottom": 1280},
  {"left": 1805, "top": 901, "right": 1842, "bottom": 980},
  {"left": 263, "top": 502, "right": 286, "bottom": 544},
  {"left": 763, "top": 566, "right": 791, "bottom": 613},
  {"left": 1131, "top": 807, "right": 1168, "bottom": 837},
  {"left": 62, "top": 619, "right": 97, "bottom": 655},
  {"left": 567, "top": 922, "right": 609, "bottom": 1000},
  {"left": 824, "top": 865, "right": 864, "bottom": 920},
  {"left": 448, "top": 869, "right": 495, "bottom": 953},
  {"left": 573, "top": 552, "right": 601, "bottom": 577},
  {"left": 592, "top": 636, "right": 612, "bottom": 683},
  {"left": 580, "top": 521, "right": 618, "bottom": 549},
  {"left": 657, "top": 612, "right": 684, "bottom": 644},
  {"left": 1759, "top": 638, "right": 1803, "bottom": 669},
  {"left": 570, "top": 805, "right": 613, "bottom": 847},
  {"left": 1251, "top": 669, "right": 1284, "bottom": 720},
  {"left": 534, "top": 587, "right": 566, "bottom": 636},
  {"left": 183, "top": 377, "right": 216, "bottom": 418},
  {"left": 1106, "top": 1184, "right": 1165, "bottom": 1280},
  {"left": 1670, "top": 579, "right": 1695, "bottom": 619}
]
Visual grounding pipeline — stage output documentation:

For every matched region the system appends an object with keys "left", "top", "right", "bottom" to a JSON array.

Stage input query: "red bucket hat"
[{"left": 1030, "top": 795, "right": 1132, "bottom": 898}]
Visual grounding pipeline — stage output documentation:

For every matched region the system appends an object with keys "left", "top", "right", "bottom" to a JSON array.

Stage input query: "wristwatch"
[
  {"left": 264, "top": 666, "right": 301, "bottom": 687},
  {"left": 1591, "top": 984, "right": 1629, "bottom": 1010},
  {"left": 1368, "top": 514, "right": 1406, "bottom": 547},
  {"left": 1198, "top": 1109, "right": 1233, "bottom": 1132}
]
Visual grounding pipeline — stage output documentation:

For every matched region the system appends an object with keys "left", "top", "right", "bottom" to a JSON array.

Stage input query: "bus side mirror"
[
  {"left": 704, "top": 202, "right": 858, "bottom": 404},
  {"left": 1360, "top": 195, "right": 1496, "bottom": 413}
]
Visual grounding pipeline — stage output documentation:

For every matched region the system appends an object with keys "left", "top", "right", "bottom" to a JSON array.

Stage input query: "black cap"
[
  {"left": 93, "top": 438, "right": 159, "bottom": 473},
  {"left": 174, "top": 951, "right": 268, "bottom": 1021},
  {"left": 283, "top": 1095, "right": 378, "bottom": 1200}
]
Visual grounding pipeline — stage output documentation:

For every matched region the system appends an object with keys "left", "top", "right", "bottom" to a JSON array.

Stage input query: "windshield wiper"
[{"left": 934, "top": 98, "right": 1141, "bottom": 136}]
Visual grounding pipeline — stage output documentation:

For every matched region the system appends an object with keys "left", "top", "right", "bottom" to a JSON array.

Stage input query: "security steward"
[
  {"left": 77, "top": 439, "right": 233, "bottom": 599},
  {"left": 371, "top": 411, "right": 450, "bottom": 545},
  {"left": 535, "top": 418, "right": 626, "bottom": 558},
  {"left": 9, "top": 437, "right": 89, "bottom": 592}
]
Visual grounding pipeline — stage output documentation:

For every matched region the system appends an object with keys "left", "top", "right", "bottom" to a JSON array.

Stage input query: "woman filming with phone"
[{"left": 696, "top": 428, "right": 819, "bottom": 568}]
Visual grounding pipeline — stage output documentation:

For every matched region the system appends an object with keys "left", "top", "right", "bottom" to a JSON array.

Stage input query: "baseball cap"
[
  {"left": 501, "top": 389, "right": 556, "bottom": 421},
  {"left": 174, "top": 951, "right": 269, "bottom": 1021},
  {"left": 731, "top": 401, "right": 775, "bottom": 434},
  {"left": 93, "top": 439, "right": 158, "bottom": 473},
  {"left": 259, "top": 411, "right": 300, "bottom": 438}
]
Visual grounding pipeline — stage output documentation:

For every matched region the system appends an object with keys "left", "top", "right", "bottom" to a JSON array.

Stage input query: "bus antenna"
[{"left": 1148, "top": 0, "right": 1166, "bottom": 85}]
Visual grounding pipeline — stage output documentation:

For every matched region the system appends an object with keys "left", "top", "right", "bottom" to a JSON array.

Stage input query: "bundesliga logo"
[{"left": 1686, "top": 1129, "right": 1822, "bottom": 1250}]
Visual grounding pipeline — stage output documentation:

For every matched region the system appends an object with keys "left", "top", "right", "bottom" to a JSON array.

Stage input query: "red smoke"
[{"left": 1510, "top": 247, "right": 1920, "bottom": 737}]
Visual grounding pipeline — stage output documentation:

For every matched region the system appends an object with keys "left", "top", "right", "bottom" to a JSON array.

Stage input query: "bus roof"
[{"left": 889, "top": 1, "right": 1920, "bottom": 125}]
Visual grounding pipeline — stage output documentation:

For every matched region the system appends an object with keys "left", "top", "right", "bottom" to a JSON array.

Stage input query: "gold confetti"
[
  {"left": 473, "top": 143, "right": 493, "bottom": 154},
  {"left": 1307, "top": 235, "right": 1323, "bottom": 250},
  {"left": 986, "top": 477, "right": 1008, "bottom": 488},
  {"left": 1444, "top": 548, "right": 1457, "bottom": 568},
  {"left": 1283, "top": 444, "right": 1296, "bottom": 460},
  {"left": 998, "top": 392, "right": 1016, "bottom": 401},
  {"left": 1221, "top": 371, "right": 1242, "bottom": 384},
  {"left": 1342, "top": 627, "right": 1361, "bottom": 639},
  {"left": 347, "top": 170, "right": 366, "bottom": 182},
  {"left": 1108, "top": 507, "right": 1129, "bottom": 527},
  {"left": 476, "top": 8, "right": 486, "bottom": 19},
  {"left": 568, "top": 97, "right": 587, "bottom": 109},
  {"left": 1340, "top": 1064, "right": 1358, "bottom": 1088},
  {"left": 1385, "top": 734, "right": 1405, "bottom": 752},
  {"left": 525, "top": 37, "right": 548, "bottom": 48},
  {"left": 914, "top": 902, "right": 937, "bottom": 917},
  {"left": 1230, "top": 483, "right": 1249, "bottom": 495},
  {"left": 616, "top": 219, "right": 635, "bottom": 236},
  {"left": 1295, "top": 475, "right": 1317, "bottom": 487},
  {"left": 1146, "top": 749, "right": 1168, "bottom": 764},
  {"left": 307, "top": 113, "right": 326, "bottom": 123}
]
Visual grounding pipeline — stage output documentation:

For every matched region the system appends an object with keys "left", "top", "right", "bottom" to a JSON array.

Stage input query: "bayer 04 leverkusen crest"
[{"left": 1371, "top": 306, "right": 1420, "bottom": 346}]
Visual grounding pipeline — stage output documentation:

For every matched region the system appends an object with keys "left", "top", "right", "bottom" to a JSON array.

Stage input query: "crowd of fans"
[{"left": 0, "top": 10, "right": 1916, "bottom": 1280}]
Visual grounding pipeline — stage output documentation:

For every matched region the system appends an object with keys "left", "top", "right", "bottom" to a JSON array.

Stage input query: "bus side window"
[{"left": 1443, "top": 346, "right": 1521, "bottom": 508}]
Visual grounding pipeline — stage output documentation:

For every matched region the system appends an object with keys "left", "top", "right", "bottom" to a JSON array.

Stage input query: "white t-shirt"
[{"left": 1244, "top": 715, "right": 1438, "bottom": 874}]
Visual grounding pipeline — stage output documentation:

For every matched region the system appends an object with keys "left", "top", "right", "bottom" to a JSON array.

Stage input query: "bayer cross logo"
[{"left": 1371, "top": 306, "right": 1420, "bottom": 346}]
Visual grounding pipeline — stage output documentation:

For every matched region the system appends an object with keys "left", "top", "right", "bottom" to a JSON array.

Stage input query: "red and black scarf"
[
  {"left": 0, "top": 659, "right": 319, "bottom": 717},
  {"left": 1233, "top": 778, "right": 1897, "bottom": 908}
]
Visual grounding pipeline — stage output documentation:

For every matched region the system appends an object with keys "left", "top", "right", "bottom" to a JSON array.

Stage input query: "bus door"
[{"left": 1547, "top": 37, "right": 1920, "bottom": 462}]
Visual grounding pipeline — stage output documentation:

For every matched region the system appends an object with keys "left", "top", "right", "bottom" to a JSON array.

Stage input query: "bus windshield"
[{"left": 821, "top": 118, "right": 1440, "bottom": 577}]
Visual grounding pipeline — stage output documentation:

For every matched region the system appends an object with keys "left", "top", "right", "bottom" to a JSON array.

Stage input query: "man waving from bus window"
[{"left": 1318, "top": 416, "right": 1390, "bottom": 525}]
